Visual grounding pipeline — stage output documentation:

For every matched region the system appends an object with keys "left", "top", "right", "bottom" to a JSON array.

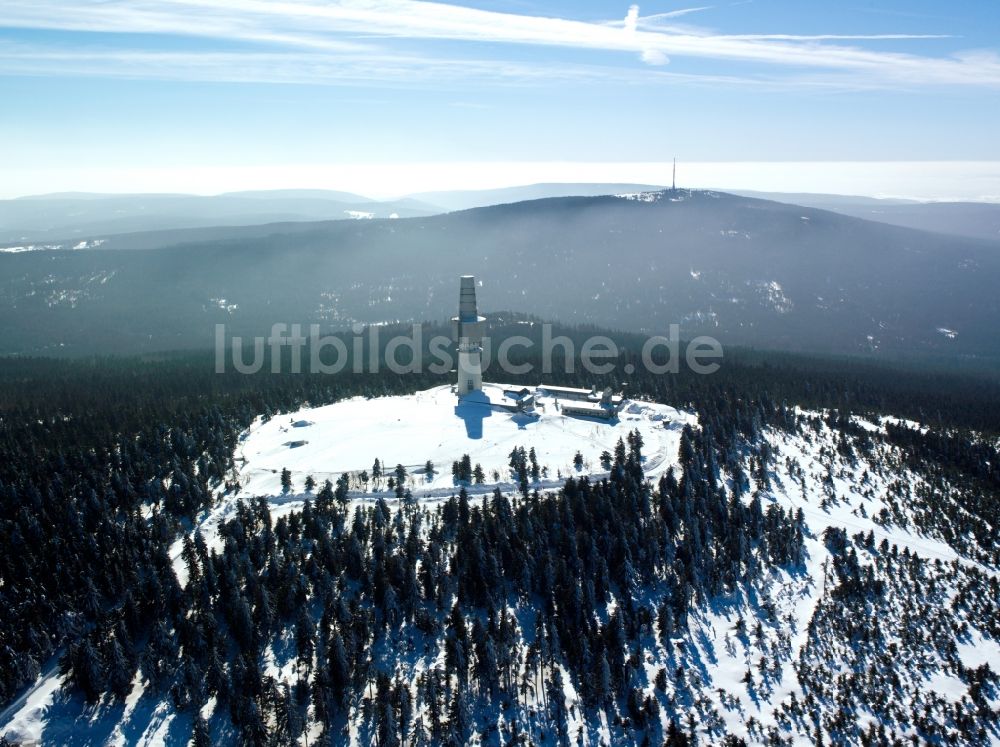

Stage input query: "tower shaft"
[{"left": 451, "top": 275, "right": 485, "bottom": 395}]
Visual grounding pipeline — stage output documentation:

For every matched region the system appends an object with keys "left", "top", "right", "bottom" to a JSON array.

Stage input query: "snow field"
[{"left": 235, "top": 384, "right": 692, "bottom": 499}]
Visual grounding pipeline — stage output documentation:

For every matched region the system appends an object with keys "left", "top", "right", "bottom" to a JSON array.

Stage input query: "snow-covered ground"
[
  {"left": 4, "top": 396, "right": 998, "bottom": 746},
  {"left": 166, "top": 383, "right": 691, "bottom": 585},
  {"left": 686, "top": 411, "right": 1000, "bottom": 743},
  {"left": 236, "top": 383, "right": 692, "bottom": 498},
  {"left": 0, "top": 669, "right": 64, "bottom": 745}
]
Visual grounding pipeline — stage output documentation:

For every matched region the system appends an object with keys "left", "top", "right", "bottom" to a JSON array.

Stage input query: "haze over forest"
[{"left": 2, "top": 186, "right": 999, "bottom": 366}]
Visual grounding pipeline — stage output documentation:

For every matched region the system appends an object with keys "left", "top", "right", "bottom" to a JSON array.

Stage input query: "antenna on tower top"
[{"left": 672, "top": 157, "right": 676, "bottom": 191}]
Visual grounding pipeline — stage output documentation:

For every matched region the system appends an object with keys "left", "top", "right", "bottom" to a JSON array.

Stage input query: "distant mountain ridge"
[
  {"left": 7, "top": 183, "right": 999, "bottom": 244},
  {"left": 729, "top": 190, "right": 1000, "bottom": 241},
  {"left": 727, "top": 190, "right": 921, "bottom": 208},
  {"left": 0, "top": 191, "right": 442, "bottom": 243},
  {"left": 217, "top": 188, "right": 375, "bottom": 202},
  {"left": 2, "top": 189, "right": 999, "bottom": 363},
  {"left": 402, "top": 182, "right": 667, "bottom": 211}
]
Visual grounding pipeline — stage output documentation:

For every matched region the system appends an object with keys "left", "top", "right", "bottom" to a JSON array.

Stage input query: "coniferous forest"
[
  {"left": 5, "top": 0, "right": 1000, "bottom": 742},
  {"left": 1, "top": 324, "right": 999, "bottom": 745}
]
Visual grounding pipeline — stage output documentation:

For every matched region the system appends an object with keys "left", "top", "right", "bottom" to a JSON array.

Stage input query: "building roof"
[
  {"left": 538, "top": 385, "right": 595, "bottom": 396},
  {"left": 560, "top": 400, "right": 615, "bottom": 415}
]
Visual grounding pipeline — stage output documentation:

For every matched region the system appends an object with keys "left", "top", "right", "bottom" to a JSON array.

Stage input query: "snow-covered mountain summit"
[
  {"left": 3, "top": 381, "right": 998, "bottom": 745},
  {"left": 235, "top": 384, "right": 692, "bottom": 499}
]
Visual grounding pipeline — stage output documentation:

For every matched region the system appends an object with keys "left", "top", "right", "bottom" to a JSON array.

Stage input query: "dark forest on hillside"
[
  {"left": 2, "top": 331, "right": 1000, "bottom": 743},
  {"left": 4, "top": 192, "right": 1000, "bottom": 361}
]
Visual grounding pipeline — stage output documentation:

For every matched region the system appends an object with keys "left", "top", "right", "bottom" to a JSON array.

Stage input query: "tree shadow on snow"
[{"left": 37, "top": 684, "right": 194, "bottom": 746}]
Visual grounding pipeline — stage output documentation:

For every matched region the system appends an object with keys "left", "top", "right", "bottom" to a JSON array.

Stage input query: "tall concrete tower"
[{"left": 451, "top": 275, "right": 485, "bottom": 395}]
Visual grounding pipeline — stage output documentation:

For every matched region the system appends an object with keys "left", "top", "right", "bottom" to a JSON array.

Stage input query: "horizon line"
[{"left": 3, "top": 160, "right": 1000, "bottom": 203}]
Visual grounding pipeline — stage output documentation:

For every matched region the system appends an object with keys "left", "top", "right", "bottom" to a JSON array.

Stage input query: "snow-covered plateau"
[{"left": 236, "top": 383, "right": 692, "bottom": 499}]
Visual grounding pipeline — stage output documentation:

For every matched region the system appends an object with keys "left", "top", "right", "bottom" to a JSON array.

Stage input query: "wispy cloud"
[
  {"left": 722, "top": 34, "right": 955, "bottom": 41},
  {"left": 0, "top": 0, "right": 998, "bottom": 88},
  {"left": 622, "top": 5, "right": 640, "bottom": 34},
  {"left": 646, "top": 7, "right": 715, "bottom": 21},
  {"left": 0, "top": 41, "right": 770, "bottom": 88}
]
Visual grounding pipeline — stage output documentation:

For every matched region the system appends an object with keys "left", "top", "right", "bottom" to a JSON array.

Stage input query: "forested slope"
[{"left": 1, "top": 336, "right": 998, "bottom": 744}]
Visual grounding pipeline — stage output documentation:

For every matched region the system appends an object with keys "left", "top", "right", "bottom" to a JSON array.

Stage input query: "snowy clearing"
[{"left": 236, "top": 383, "right": 693, "bottom": 498}]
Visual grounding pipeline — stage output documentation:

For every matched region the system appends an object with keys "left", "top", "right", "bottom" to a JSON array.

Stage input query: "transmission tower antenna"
[{"left": 672, "top": 157, "right": 676, "bottom": 191}]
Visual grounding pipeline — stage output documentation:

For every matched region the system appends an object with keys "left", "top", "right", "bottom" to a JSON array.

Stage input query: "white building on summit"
[
  {"left": 448, "top": 274, "right": 627, "bottom": 419},
  {"left": 451, "top": 275, "right": 485, "bottom": 395}
]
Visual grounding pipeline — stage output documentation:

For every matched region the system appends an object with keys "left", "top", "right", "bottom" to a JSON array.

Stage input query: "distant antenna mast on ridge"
[{"left": 672, "top": 157, "right": 676, "bottom": 191}]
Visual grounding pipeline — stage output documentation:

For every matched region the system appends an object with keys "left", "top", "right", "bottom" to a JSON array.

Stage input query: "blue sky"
[{"left": 1, "top": 1, "right": 999, "bottom": 199}]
